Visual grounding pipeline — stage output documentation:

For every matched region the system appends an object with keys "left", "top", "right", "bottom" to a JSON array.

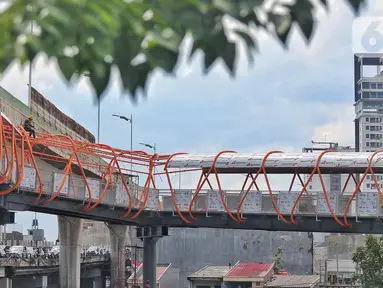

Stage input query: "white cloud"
[{"left": 312, "top": 105, "right": 355, "bottom": 146}]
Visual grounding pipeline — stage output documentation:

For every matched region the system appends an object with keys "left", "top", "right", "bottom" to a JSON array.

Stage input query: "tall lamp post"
[
  {"left": 28, "top": 21, "right": 33, "bottom": 113},
  {"left": 112, "top": 114, "right": 133, "bottom": 173},
  {"left": 97, "top": 98, "right": 100, "bottom": 143},
  {"left": 138, "top": 142, "right": 156, "bottom": 155},
  {"left": 139, "top": 142, "right": 156, "bottom": 186}
]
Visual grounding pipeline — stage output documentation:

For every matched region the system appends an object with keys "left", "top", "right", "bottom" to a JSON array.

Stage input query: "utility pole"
[
  {"left": 112, "top": 114, "right": 133, "bottom": 173},
  {"left": 28, "top": 14, "right": 33, "bottom": 113},
  {"left": 97, "top": 98, "right": 100, "bottom": 143},
  {"left": 336, "top": 255, "right": 339, "bottom": 285},
  {"left": 324, "top": 259, "right": 328, "bottom": 287}
]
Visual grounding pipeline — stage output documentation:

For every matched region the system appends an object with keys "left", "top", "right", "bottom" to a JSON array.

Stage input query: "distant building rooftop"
[
  {"left": 225, "top": 262, "right": 274, "bottom": 278},
  {"left": 128, "top": 263, "right": 171, "bottom": 284},
  {"left": 327, "top": 259, "right": 356, "bottom": 274},
  {"left": 265, "top": 275, "right": 320, "bottom": 288},
  {"left": 188, "top": 266, "right": 230, "bottom": 279}
]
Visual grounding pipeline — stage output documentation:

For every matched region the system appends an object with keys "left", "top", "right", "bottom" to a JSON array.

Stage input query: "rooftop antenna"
[{"left": 32, "top": 212, "right": 38, "bottom": 230}]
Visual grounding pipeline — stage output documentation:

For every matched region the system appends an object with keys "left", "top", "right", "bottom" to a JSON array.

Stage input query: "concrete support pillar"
[
  {"left": 41, "top": 275, "right": 48, "bottom": 288},
  {"left": 81, "top": 277, "right": 104, "bottom": 288},
  {"left": 143, "top": 237, "right": 159, "bottom": 288},
  {"left": 58, "top": 216, "right": 83, "bottom": 288},
  {"left": 6, "top": 278, "right": 12, "bottom": 288},
  {"left": 108, "top": 224, "right": 127, "bottom": 288}
]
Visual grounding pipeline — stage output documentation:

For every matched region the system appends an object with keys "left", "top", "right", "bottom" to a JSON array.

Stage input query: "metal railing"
[{"left": 9, "top": 167, "right": 383, "bottom": 221}]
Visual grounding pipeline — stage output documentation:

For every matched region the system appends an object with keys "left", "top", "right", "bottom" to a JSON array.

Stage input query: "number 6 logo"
[{"left": 353, "top": 17, "right": 383, "bottom": 53}]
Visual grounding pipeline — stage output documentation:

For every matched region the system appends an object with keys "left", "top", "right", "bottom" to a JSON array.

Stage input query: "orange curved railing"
[
  {"left": 343, "top": 150, "right": 383, "bottom": 227},
  {"left": 289, "top": 150, "right": 347, "bottom": 227},
  {"left": 2, "top": 113, "right": 383, "bottom": 228}
]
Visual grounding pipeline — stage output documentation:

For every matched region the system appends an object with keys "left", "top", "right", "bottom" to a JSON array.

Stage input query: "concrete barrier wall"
[
  {"left": 157, "top": 228, "right": 313, "bottom": 288},
  {"left": 325, "top": 234, "right": 367, "bottom": 259}
]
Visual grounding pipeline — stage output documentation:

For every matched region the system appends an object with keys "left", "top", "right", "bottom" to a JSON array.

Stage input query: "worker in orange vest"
[{"left": 24, "top": 115, "right": 36, "bottom": 138}]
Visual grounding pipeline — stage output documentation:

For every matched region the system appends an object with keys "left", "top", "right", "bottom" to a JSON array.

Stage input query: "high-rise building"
[{"left": 354, "top": 53, "right": 383, "bottom": 191}]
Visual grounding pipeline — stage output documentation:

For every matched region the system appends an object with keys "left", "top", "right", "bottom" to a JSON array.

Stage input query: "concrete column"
[
  {"left": 41, "top": 275, "right": 48, "bottom": 288},
  {"left": 58, "top": 216, "right": 83, "bottom": 288},
  {"left": 143, "top": 237, "right": 159, "bottom": 288},
  {"left": 6, "top": 278, "right": 12, "bottom": 288},
  {"left": 108, "top": 224, "right": 127, "bottom": 288},
  {"left": 81, "top": 277, "right": 104, "bottom": 288}
]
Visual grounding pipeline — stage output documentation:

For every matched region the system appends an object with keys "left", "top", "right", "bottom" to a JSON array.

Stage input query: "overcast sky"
[{"left": 0, "top": 0, "right": 379, "bottom": 241}]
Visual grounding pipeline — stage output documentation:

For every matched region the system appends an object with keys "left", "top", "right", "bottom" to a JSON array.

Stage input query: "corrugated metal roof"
[
  {"left": 225, "top": 263, "right": 274, "bottom": 278},
  {"left": 188, "top": 266, "right": 231, "bottom": 278},
  {"left": 265, "top": 275, "right": 320, "bottom": 288}
]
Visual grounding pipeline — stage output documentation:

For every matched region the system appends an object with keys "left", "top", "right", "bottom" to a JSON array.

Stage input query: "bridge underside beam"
[{"left": 5, "top": 192, "right": 383, "bottom": 234}]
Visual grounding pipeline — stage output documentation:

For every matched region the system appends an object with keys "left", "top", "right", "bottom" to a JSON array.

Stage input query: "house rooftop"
[
  {"left": 128, "top": 263, "right": 171, "bottom": 283},
  {"left": 225, "top": 262, "right": 274, "bottom": 278},
  {"left": 188, "top": 266, "right": 231, "bottom": 279},
  {"left": 265, "top": 275, "right": 320, "bottom": 288}
]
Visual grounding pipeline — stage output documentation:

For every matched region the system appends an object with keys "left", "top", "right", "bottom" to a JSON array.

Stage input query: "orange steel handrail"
[
  {"left": 164, "top": 152, "right": 191, "bottom": 224},
  {"left": 40, "top": 134, "right": 91, "bottom": 206},
  {"left": 236, "top": 151, "right": 287, "bottom": 223},
  {"left": 0, "top": 116, "right": 153, "bottom": 215},
  {"left": 210, "top": 150, "right": 240, "bottom": 223},
  {"left": 20, "top": 128, "right": 44, "bottom": 204},
  {"left": 343, "top": 150, "right": 383, "bottom": 227},
  {"left": 0, "top": 126, "right": 16, "bottom": 185},
  {"left": 187, "top": 151, "right": 233, "bottom": 221},
  {"left": 128, "top": 154, "right": 156, "bottom": 220},
  {"left": 290, "top": 150, "right": 347, "bottom": 227}
]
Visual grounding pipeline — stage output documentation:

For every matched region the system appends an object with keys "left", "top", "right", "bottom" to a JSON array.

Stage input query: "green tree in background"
[
  {"left": 352, "top": 235, "right": 383, "bottom": 288},
  {"left": 274, "top": 247, "right": 284, "bottom": 274},
  {"left": 0, "top": 0, "right": 366, "bottom": 100}
]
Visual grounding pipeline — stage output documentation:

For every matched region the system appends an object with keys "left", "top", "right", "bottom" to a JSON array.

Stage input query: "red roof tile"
[
  {"left": 137, "top": 265, "right": 169, "bottom": 282},
  {"left": 225, "top": 263, "right": 274, "bottom": 278}
]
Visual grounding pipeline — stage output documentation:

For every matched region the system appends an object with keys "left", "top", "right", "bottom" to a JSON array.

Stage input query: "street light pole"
[
  {"left": 139, "top": 142, "right": 156, "bottom": 186},
  {"left": 130, "top": 114, "right": 133, "bottom": 153},
  {"left": 138, "top": 142, "right": 156, "bottom": 155},
  {"left": 97, "top": 98, "right": 100, "bottom": 143},
  {"left": 28, "top": 20, "right": 34, "bottom": 113},
  {"left": 112, "top": 114, "right": 133, "bottom": 173}
]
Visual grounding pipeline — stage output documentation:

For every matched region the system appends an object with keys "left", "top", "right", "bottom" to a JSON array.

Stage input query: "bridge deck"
[
  {"left": 3, "top": 189, "right": 383, "bottom": 234},
  {"left": 2, "top": 112, "right": 383, "bottom": 234}
]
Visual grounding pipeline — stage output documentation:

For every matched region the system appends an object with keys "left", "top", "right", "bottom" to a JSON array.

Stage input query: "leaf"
[
  {"left": 319, "top": 0, "right": 328, "bottom": 8},
  {"left": 289, "top": 1, "right": 315, "bottom": 43},
  {"left": 89, "top": 63, "right": 112, "bottom": 98},
  {"left": 57, "top": 56, "right": 77, "bottom": 82},
  {"left": 221, "top": 41, "right": 236, "bottom": 76},
  {"left": 145, "top": 45, "right": 179, "bottom": 74},
  {"left": 268, "top": 12, "right": 293, "bottom": 46},
  {"left": 193, "top": 24, "right": 238, "bottom": 75},
  {"left": 347, "top": 0, "right": 366, "bottom": 13},
  {"left": 233, "top": 29, "right": 257, "bottom": 65}
]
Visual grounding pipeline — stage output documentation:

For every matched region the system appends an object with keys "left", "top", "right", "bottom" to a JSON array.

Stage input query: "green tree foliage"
[
  {"left": 274, "top": 247, "right": 284, "bottom": 274},
  {"left": 0, "top": 0, "right": 365, "bottom": 100},
  {"left": 352, "top": 235, "right": 383, "bottom": 288}
]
